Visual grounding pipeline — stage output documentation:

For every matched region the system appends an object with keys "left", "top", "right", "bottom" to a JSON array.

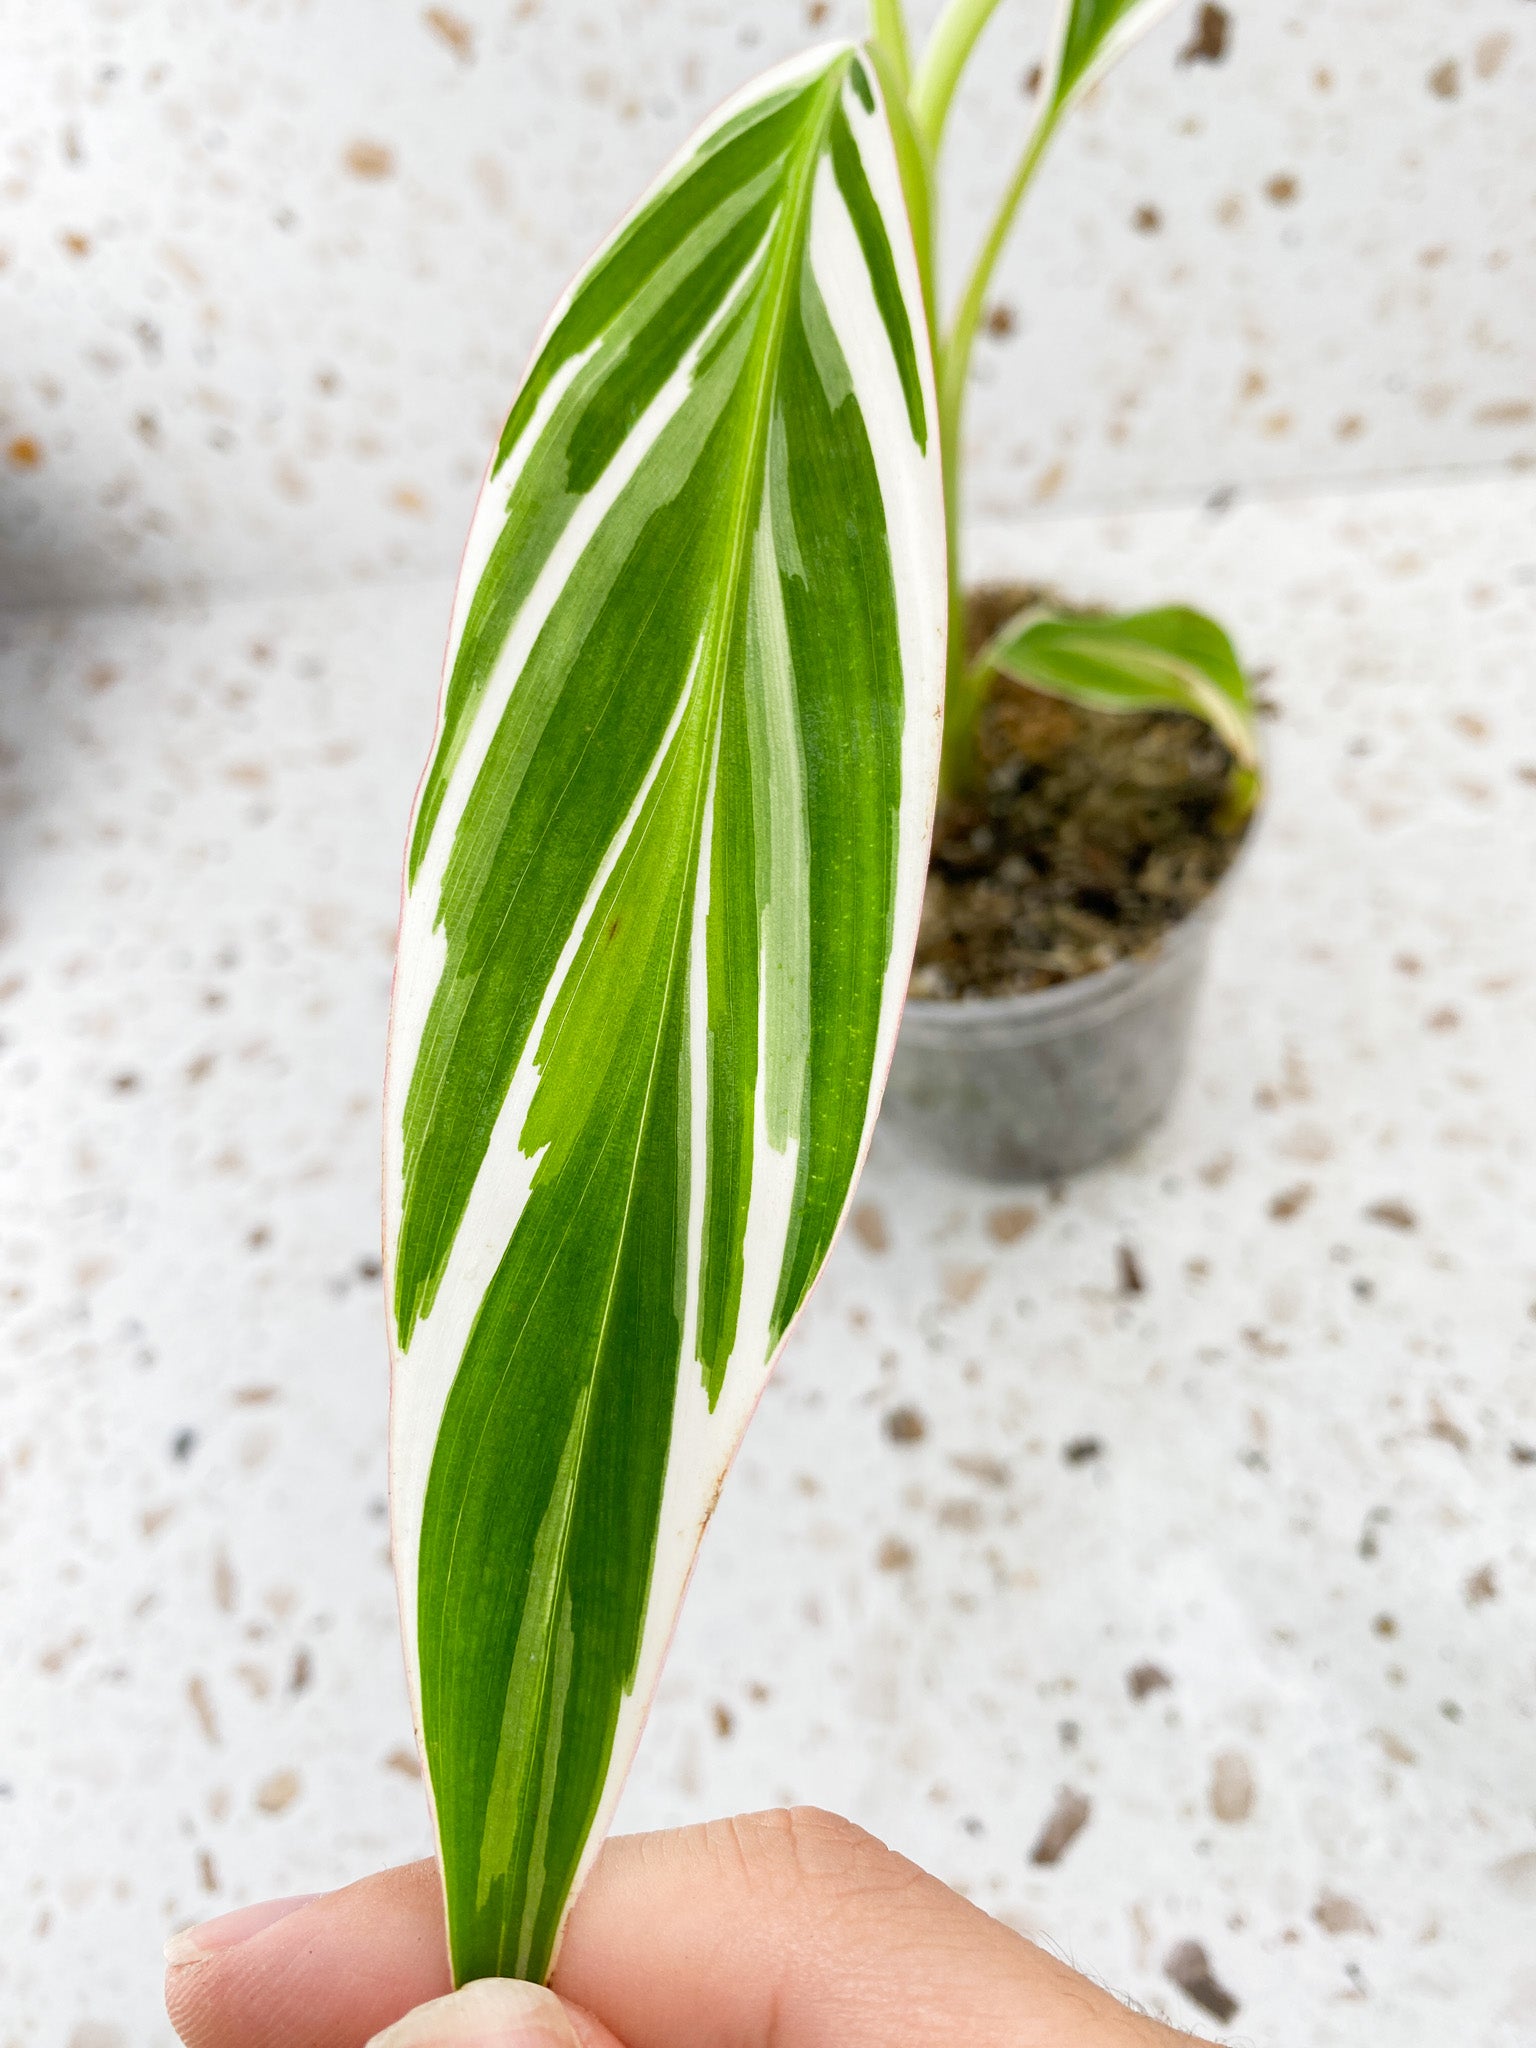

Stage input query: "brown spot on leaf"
[
  {"left": 1063, "top": 1435, "right": 1103, "bottom": 1466},
  {"left": 6, "top": 437, "right": 43, "bottom": 470},
  {"left": 344, "top": 139, "right": 396, "bottom": 180},
  {"left": 1475, "top": 31, "right": 1512, "bottom": 79},
  {"left": 1131, "top": 204, "right": 1162, "bottom": 234},
  {"left": 1178, "top": 2, "right": 1230, "bottom": 63},
  {"left": 1116, "top": 1244, "right": 1145, "bottom": 1295},
  {"left": 1128, "top": 1662, "right": 1171, "bottom": 1700},
  {"left": 877, "top": 1536, "right": 914, "bottom": 1571},
  {"left": 883, "top": 1404, "right": 926, "bottom": 1445},
  {"left": 712, "top": 1703, "right": 734, "bottom": 1738},
  {"left": 386, "top": 1748, "right": 422, "bottom": 1778},
  {"left": 1030, "top": 1787, "right": 1090, "bottom": 1865},
  {"left": 984, "top": 303, "right": 1017, "bottom": 337},
  {"left": 1268, "top": 1182, "right": 1312, "bottom": 1221},
  {"left": 850, "top": 1202, "right": 888, "bottom": 1253},
  {"left": 1427, "top": 58, "right": 1460, "bottom": 99},
  {"left": 1264, "top": 173, "right": 1299, "bottom": 205},
  {"left": 1166, "top": 1942, "right": 1239, "bottom": 2023}
]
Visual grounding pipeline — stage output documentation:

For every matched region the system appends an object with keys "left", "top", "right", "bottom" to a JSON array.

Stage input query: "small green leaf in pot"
[{"left": 980, "top": 603, "right": 1262, "bottom": 809}]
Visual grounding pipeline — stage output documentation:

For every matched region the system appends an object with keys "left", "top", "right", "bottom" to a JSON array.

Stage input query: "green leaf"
[
  {"left": 385, "top": 42, "right": 944, "bottom": 1990},
  {"left": 981, "top": 603, "right": 1262, "bottom": 778},
  {"left": 1045, "top": 0, "right": 1185, "bottom": 113}
]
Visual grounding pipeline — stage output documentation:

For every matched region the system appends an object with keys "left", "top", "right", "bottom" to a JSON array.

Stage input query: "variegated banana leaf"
[
  {"left": 385, "top": 43, "right": 944, "bottom": 1990},
  {"left": 983, "top": 605, "right": 1260, "bottom": 773},
  {"left": 1043, "top": 0, "right": 1187, "bottom": 115}
]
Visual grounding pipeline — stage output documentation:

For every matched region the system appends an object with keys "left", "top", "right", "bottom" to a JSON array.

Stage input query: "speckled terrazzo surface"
[
  {"left": 1, "top": 472, "right": 1533, "bottom": 2045},
  {"left": 1, "top": 0, "right": 1533, "bottom": 605}
]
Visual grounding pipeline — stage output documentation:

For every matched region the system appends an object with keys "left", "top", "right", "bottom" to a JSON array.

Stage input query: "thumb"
[{"left": 366, "top": 1979, "right": 623, "bottom": 2048}]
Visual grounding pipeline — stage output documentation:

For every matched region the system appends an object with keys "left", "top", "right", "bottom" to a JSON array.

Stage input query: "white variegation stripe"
[
  {"left": 441, "top": 344, "right": 593, "bottom": 671},
  {"left": 389, "top": 644, "right": 706, "bottom": 1710},
  {"left": 386, "top": 60, "right": 832, "bottom": 1794},
  {"left": 383, "top": 201, "right": 789, "bottom": 1486},
  {"left": 403, "top": 220, "right": 778, "bottom": 945},
  {"left": 551, "top": 52, "right": 946, "bottom": 1933},
  {"left": 1039, "top": 0, "right": 1185, "bottom": 111},
  {"left": 808, "top": 74, "right": 946, "bottom": 1178},
  {"left": 746, "top": 466, "right": 811, "bottom": 1151}
]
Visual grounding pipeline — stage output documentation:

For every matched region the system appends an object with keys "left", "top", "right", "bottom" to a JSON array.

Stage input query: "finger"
[
  {"left": 166, "top": 1809, "right": 1198, "bottom": 2048},
  {"left": 165, "top": 1860, "right": 448, "bottom": 2048},
  {"left": 553, "top": 1806, "right": 1193, "bottom": 2048},
  {"left": 365, "top": 1979, "right": 624, "bottom": 2048}
]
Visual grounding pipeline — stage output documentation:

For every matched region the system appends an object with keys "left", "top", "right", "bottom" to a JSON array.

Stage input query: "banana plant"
[
  {"left": 387, "top": 0, "right": 1195, "bottom": 1991},
  {"left": 981, "top": 601, "right": 1263, "bottom": 818}
]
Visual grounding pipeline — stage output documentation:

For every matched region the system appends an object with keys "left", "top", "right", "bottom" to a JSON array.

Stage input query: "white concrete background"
[
  {"left": 0, "top": 0, "right": 1532, "bottom": 604},
  {"left": 1, "top": 477, "right": 1534, "bottom": 2045},
  {"left": 1, "top": 2, "right": 1535, "bottom": 2045}
]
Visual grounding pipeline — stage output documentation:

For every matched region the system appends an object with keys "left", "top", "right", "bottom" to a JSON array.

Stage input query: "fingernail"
[
  {"left": 367, "top": 1979, "right": 579, "bottom": 2047},
  {"left": 163, "top": 1893, "right": 319, "bottom": 1968}
]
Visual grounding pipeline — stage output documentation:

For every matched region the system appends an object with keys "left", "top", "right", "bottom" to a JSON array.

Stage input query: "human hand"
[{"left": 164, "top": 1805, "right": 1207, "bottom": 2048}]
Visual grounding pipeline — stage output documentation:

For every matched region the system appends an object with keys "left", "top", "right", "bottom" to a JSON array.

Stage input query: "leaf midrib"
[{"left": 444, "top": 58, "right": 853, "bottom": 1950}]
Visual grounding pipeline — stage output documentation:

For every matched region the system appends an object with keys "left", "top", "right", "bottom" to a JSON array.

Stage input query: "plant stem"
[
  {"left": 866, "top": 0, "right": 912, "bottom": 91},
  {"left": 936, "top": 104, "right": 1060, "bottom": 795},
  {"left": 909, "top": 0, "right": 1010, "bottom": 152}
]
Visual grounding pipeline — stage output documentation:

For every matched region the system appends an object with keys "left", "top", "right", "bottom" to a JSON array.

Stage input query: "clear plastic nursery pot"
[{"left": 882, "top": 864, "right": 1239, "bottom": 1184}]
